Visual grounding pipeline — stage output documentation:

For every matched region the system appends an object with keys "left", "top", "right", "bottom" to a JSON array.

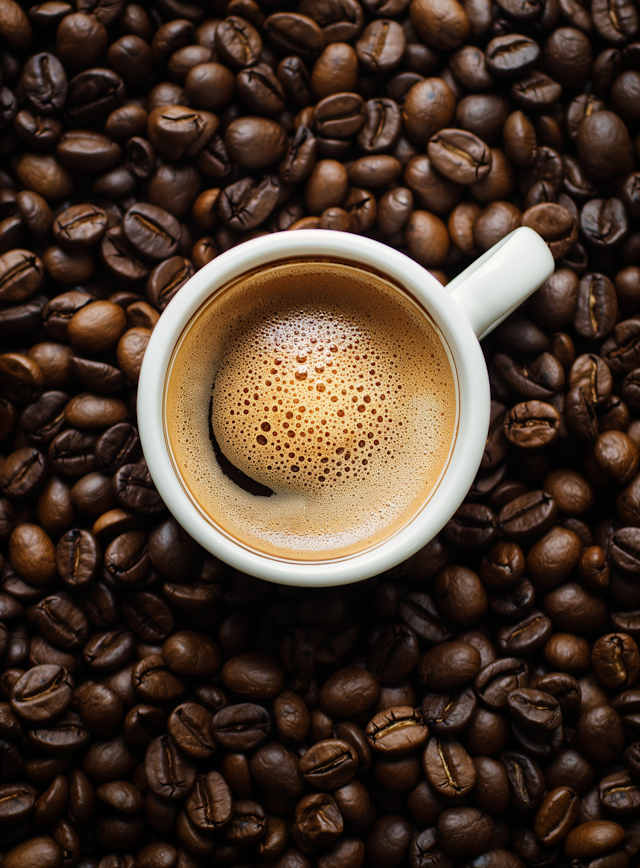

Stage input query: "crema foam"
[{"left": 165, "top": 259, "right": 457, "bottom": 560}]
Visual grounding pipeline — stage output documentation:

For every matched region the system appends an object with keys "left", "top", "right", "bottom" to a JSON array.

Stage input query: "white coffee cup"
[{"left": 138, "top": 228, "right": 554, "bottom": 587}]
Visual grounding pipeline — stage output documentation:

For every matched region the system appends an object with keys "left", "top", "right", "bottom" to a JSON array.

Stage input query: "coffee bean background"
[{"left": 1, "top": 0, "right": 640, "bottom": 865}]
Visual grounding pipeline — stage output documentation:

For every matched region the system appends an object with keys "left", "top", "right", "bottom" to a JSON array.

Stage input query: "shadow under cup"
[{"left": 162, "top": 256, "right": 460, "bottom": 565}]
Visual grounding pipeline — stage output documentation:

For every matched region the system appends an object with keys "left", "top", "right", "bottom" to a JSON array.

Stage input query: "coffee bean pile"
[{"left": 1, "top": 0, "right": 640, "bottom": 865}]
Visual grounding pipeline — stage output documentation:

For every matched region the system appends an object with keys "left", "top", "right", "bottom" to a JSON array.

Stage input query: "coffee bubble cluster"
[{"left": 210, "top": 310, "right": 420, "bottom": 492}]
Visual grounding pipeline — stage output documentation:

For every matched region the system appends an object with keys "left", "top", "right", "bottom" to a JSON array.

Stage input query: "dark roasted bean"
[
  {"left": 212, "top": 703, "right": 271, "bottom": 750},
  {"left": 168, "top": 702, "right": 217, "bottom": 760},
  {"left": 185, "top": 770, "right": 233, "bottom": 830},
  {"left": 145, "top": 734, "right": 196, "bottom": 801}
]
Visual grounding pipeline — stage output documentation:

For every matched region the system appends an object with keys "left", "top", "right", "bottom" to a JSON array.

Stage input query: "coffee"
[{"left": 165, "top": 259, "right": 457, "bottom": 560}]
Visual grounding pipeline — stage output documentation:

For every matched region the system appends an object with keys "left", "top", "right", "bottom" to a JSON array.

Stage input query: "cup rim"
[{"left": 138, "top": 230, "right": 490, "bottom": 586}]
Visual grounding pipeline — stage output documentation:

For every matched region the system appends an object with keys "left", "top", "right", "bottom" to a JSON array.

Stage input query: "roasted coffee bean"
[
  {"left": 248, "top": 742, "right": 304, "bottom": 798},
  {"left": 423, "top": 736, "right": 476, "bottom": 798},
  {"left": 49, "top": 429, "right": 98, "bottom": 477},
  {"left": 581, "top": 197, "right": 628, "bottom": 250},
  {"left": 564, "top": 386, "right": 599, "bottom": 442},
  {"left": 95, "top": 779, "right": 143, "bottom": 816},
  {"left": 599, "top": 769, "right": 640, "bottom": 816},
  {"left": 319, "top": 667, "right": 380, "bottom": 718},
  {"left": 298, "top": 738, "right": 359, "bottom": 789},
  {"left": 421, "top": 687, "right": 476, "bottom": 737},
  {"left": 225, "top": 116, "right": 287, "bottom": 170},
  {"left": 56, "top": 529, "right": 101, "bottom": 588},
  {"left": 0, "top": 446, "right": 47, "bottom": 498},
  {"left": 568, "top": 354, "right": 612, "bottom": 407},
  {"left": 122, "top": 592, "right": 174, "bottom": 643},
  {"left": 402, "top": 78, "right": 456, "bottom": 145},
  {"left": 104, "top": 529, "right": 152, "bottom": 588},
  {"left": 409, "top": 0, "right": 470, "bottom": 49},
  {"left": 113, "top": 464, "right": 163, "bottom": 514},
  {"left": 526, "top": 525, "right": 582, "bottom": 589},
  {"left": 279, "top": 125, "right": 316, "bottom": 185},
  {"left": 29, "top": 711, "right": 90, "bottom": 755},
  {"left": 443, "top": 503, "right": 497, "bottom": 550},
  {"left": 501, "top": 751, "right": 545, "bottom": 813},
  {"left": 0, "top": 296, "right": 48, "bottom": 340},
  {"left": 9, "top": 522, "right": 56, "bottom": 588},
  {"left": 19, "top": 390, "right": 66, "bottom": 446},
  {"left": 365, "top": 707, "right": 428, "bottom": 755},
  {"left": 437, "top": 807, "right": 495, "bottom": 858},
  {"left": 102, "top": 226, "right": 150, "bottom": 283},
  {"left": 83, "top": 629, "right": 135, "bottom": 672},
  {"left": 594, "top": 431, "right": 639, "bottom": 485},
  {"left": 65, "top": 68, "right": 125, "bottom": 127},
  {"left": 122, "top": 204, "right": 181, "bottom": 261},
  {"left": 0, "top": 352, "right": 44, "bottom": 403},
  {"left": 221, "top": 653, "right": 284, "bottom": 701},
  {"left": 608, "top": 527, "right": 640, "bottom": 573},
  {"left": 489, "top": 577, "right": 535, "bottom": 622},
  {"left": 564, "top": 819, "right": 625, "bottom": 861},
  {"left": 168, "top": 702, "right": 217, "bottom": 760},
  {"left": 427, "top": 129, "right": 491, "bottom": 185},
  {"left": 42, "top": 244, "right": 93, "bottom": 285},
  {"left": 473, "top": 201, "right": 522, "bottom": 252},
  {"left": 145, "top": 734, "right": 196, "bottom": 801},
  {"left": 419, "top": 641, "right": 481, "bottom": 691},
  {"left": 504, "top": 400, "right": 560, "bottom": 449},
  {"left": 268, "top": 690, "right": 308, "bottom": 745},
  {"left": 507, "top": 687, "right": 561, "bottom": 732},
  {"left": 499, "top": 491, "right": 557, "bottom": 541},
  {"left": 56, "top": 131, "right": 121, "bottom": 172},
  {"left": 28, "top": 595, "right": 89, "bottom": 650},
  {"left": 69, "top": 357, "right": 124, "bottom": 395},
  {"left": 493, "top": 352, "right": 565, "bottom": 401},
  {"left": 2, "top": 837, "right": 63, "bottom": 868},
  {"left": 237, "top": 63, "right": 285, "bottom": 116},
  {"left": 474, "top": 657, "right": 529, "bottom": 709},
  {"left": 314, "top": 92, "right": 365, "bottom": 139},
  {"left": 0, "top": 249, "right": 44, "bottom": 304},
  {"left": 10, "top": 664, "right": 73, "bottom": 723},
  {"left": 358, "top": 98, "right": 402, "bottom": 154},
  {"left": 577, "top": 110, "right": 634, "bottom": 183},
  {"left": 602, "top": 319, "right": 640, "bottom": 376},
  {"left": 295, "top": 792, "right": 343, "bottom": 846},
  {"left": 592, "top": 0, "right": 639, "bottom": 44},
  {"left": 218, "top": 175, "right": 280, "bottom": 230},
  {"left": 486, "top": 35, "right": 540, "bottom": 79},
  {"left": 404, "top": 154, "right": 462, "bottom": 216},
  {"left": 67, "top": 300, "right": 126, "bottom": 356},
  {"left": 624, "top": 742, "right": 640, "bottom": 780},
  {"left": 123, "top": 704, "right": 167, "bottom": 752},
  {"left": 185, "top": 770, "right": 233, "bottom": 831},
  {"left": 577, "top": 703, "right": 625, "bottom": 764},
  {"left": 591, "top": 633, "right": 640, "bottom": 689},
  {"left": 368, "top": 624, "right": 419, "bottom": 684},
  {"left": 378, "top": 186, "right": 413, "bottom": 236},
  {"left": 212, "top": 703, "right": 271, "bottom": 750},
  {"left": 146, "top": 256, "right": 194, "bottom": 312},
  {"left": 224, "top": 798, "right": 267, "bottom": 842},
  {"left": 481, "top": 541, "right": 525, "bottom": 591},
  {"left": 162, "top": 630, "right": 220, "bottom": 677},
  {"left": 355, "top": 20, "right": 405, "bottom": 73}
]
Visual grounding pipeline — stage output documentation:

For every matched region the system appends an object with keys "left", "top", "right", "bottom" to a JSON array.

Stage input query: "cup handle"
[{"left": 446, "top": 227, "right": 555, "bottom": 340}]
